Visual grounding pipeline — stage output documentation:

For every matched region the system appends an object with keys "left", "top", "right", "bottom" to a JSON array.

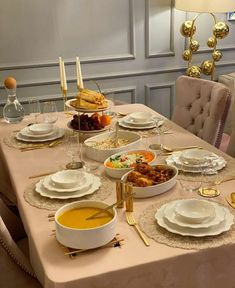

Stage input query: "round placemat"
[
  {"left": 24, "top": 176, "right": 114, "bottom": 211},
  {"left": 139, "top": 198, "right": 235, "bottom": 250}
]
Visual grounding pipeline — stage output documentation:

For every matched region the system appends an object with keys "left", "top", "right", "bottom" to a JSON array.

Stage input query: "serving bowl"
[
  {"left": 55, "top": 200, "right": 117, "bottom": 249},
  {"left": 104, "top": 150, "right": 156, "bottom": 179},
  {"left": 121, "top": 164, "right": 178, "bottom": 198},
  {"left": 84, "top": 131, "right": 141, "bottom": 162},
  {"left": 174, "top": 199, "right": 215, "bottom": 224},
  {"left": 29, "top": 123, "right": 53, "bottom": 135},
  {"left": 129, "top": 111, "right": 152, "bottom": 124},
  {"left": 51, "top": 170, "right": 84, "bottom": 189}
]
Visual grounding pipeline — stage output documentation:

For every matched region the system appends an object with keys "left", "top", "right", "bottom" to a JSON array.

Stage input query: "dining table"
[{"left": 1, "top": 103, "right": 235, "bottom": 288}]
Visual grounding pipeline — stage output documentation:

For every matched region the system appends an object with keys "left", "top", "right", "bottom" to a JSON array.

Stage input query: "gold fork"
[{"left": 125, "top": 212, "right": 150, "bottom": 246}]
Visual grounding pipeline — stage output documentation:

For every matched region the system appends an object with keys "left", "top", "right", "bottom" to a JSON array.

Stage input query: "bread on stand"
[{"left": 71, "top": 89, "right": 108, "bottom": 110}]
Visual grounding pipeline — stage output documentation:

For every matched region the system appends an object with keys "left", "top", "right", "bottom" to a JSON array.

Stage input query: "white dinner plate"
[
  {"left": 43, "top": 172, "right": 93, "bottom": 193},
  {"left": 67, "top": 121, "right": 110, "bottom": 134},
  {"left": 155, "top": 201, "right": 234, "bottom": 237},
  {"left": 166, "top": 151, "right": 226, "bottom": 174},
  {"left": 19, "top": 126, "right": 57, "bottom": 138},
  {"left": 65, "top": 99, "right": 108, "bottom": 113},
  {"left": 118, "top": 117, "right": 156, "bottom": 130},
  {"left": 16, "top": 128, "right": 65, "bottom": 143},
  {"left": 35, "top": 174, "right": 101, "bottom": 199},
  {"left": 163, "top": 200, "right": 225, "bottom": 229}
]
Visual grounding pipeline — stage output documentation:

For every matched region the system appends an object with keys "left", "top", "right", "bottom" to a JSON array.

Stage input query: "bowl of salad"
[{"left": 104, "top": 150, "right": 156, "bottom": 179}]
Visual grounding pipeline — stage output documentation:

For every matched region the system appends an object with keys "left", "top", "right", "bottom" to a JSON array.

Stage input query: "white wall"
[{"left": 0, "top": 0, "right": 235, "bottom": 118}]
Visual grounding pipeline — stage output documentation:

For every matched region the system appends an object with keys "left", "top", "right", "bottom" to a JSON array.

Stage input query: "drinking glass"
[
  {"left": 81, "top": 143, "right": 100, "bottom": 174},
  {"left": 178, "top": 161, "right": 202, "bottom": 197},
  {"left": 200, "top": 160, "right": 220, "bottom": 197},
  {"left": 64, "top": 130, "right": 83, "bottom": 169},
  {"left": 29, "top": 98, "right": 41, "bottom": 123},
  {"left": 42, "top": 101, "right": 58, "bottom": 124}
]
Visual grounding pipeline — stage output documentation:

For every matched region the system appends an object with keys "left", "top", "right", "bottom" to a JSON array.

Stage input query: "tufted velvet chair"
[
  {"left": 171, "top": 76, "right": 231, "bottom": 148},
  {"left": 0, "top": 199, "right": 41, "bottom": 288},
  {"left": 226, "top": 107, "right": 235, "bottom": 158}
]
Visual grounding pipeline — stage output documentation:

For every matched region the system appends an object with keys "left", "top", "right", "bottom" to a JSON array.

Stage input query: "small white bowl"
[
  {"left": 29, "top": 123, "right": 53, "bottom": 135},
  {"left": 129, "top": 112, "right": 152, "bottom": 124},
  {"left": 55, "top": 200, "right": 117, "bottom": 249},
  {"left": 104, "top": 150, "right": 156, "bottom": 179},
  {"left": 180, "top": 149, "right": 210, "bottom": 165},
  {"left": 174, "top": 199, "right": 215, "bottom": 224},
  {"left": 121, "top": 164, "right": 178, "bottom": 198},
  {"left": 51, "top": 170, "right": 83, "bottom": 189}
]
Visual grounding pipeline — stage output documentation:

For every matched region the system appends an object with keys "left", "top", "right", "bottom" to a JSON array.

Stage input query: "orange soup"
[{"left": 57, "top": 207, "right": 113, "bottom": 229}]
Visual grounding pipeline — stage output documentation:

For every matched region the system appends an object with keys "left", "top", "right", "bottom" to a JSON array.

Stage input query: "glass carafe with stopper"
[{"left": 3, "top": 77, "right": 24, "bottom": 123}]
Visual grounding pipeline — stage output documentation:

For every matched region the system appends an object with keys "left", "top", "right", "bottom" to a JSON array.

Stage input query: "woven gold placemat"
[
  {"left": 139, "top": 198, "right": 235, "bottom": 250},
  {"left": 24, "top": 176, "right": 114, "bottom": 211}
]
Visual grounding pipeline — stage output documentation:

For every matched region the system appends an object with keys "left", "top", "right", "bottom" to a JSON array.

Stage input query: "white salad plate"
[
  {"left": 163, "top": 200, "right": 225, "bottom": 229},
  {"left": 166, "top": 151, "right": 226, "bottom": 174},
  {"left": 19, "top": 126, "right": 56, "bottom": 138},
  {"left": 155, "top": 201, "right": 234, "bottom": 237},
  {"left": 65, "top": 99, "right": 108, "bottom": 113},
  {"left": 43, "top": 173, "right": 93, "bottom": 193},
  {"left": 118, "top": 117, "right": 156, "bottom": 130},
  {"left": 124, "top": 117, "right": 155, "bottom": 126},
  {"left": 16, "top": 128, "right": 65, "bottom": 143},
  {"left": 35, "top": 174, "right": 101, "bottom": 199}
]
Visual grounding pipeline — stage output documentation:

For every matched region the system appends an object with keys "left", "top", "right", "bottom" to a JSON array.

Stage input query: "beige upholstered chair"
[
  {"left": 225, "top": 109, "right": 235, "bottom": 157},
  {"left": 172, "top": 76, "right": 231, "bottom": 148},
  {"left": 0, "top": 199, "right": 41, "bottom": 288}
]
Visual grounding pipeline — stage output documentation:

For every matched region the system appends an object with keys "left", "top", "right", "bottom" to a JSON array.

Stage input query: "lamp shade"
[{"left": 175, "top": 0, "right": 235, "bottom": 13}]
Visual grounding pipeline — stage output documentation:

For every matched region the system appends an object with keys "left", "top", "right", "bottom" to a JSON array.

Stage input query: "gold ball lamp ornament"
[
  {"left": 201, "top": 60, "right": 214, "bottom": 75},
  {"left": 180, "top": 21, "right": 196, "bottom": 38},
  {"left": 182, "top": 50, "right": 192, "bottom": 61},
  {"left": 207, "top": 37, "right": 217, "bottom": 48},
  {"left": 189, "top": 40, "right": 200, "bottom": 52},
  {"left": 212, "top": 50, "right": 222, "bottom": 62},
  {"left": 186, "top": 65, "right": 201, "bottom": 78},
  {"left": 213, "top": 22, "right": 229, "bottom": 39}
]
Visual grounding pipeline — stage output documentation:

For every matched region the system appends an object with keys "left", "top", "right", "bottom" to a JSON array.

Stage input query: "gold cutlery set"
[
  {"left": 116, "top": 181, "right": 150, "bottom": 247},
  {"left": 20, "top": 140, "right": 62, "bottom": 152}
]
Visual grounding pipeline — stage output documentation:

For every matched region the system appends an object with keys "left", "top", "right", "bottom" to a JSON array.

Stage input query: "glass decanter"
[{"left": 3, "top": 77, "right": 24, "bottom": 123}]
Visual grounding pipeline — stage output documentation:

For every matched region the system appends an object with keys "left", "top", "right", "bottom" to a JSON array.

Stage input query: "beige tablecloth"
[{"left": 1, "top": 104, "right": 235, "bottom": 288}]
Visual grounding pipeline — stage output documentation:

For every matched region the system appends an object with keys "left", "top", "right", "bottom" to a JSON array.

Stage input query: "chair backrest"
[
  {"left": 171, "top": 76, "right": 231, "bottom": 148},
  {"left": 0, "top": 200, "right": 41, "bottom": 287},
  {"left": 226, "top": 103, "right": 235, "bottom": 157}
]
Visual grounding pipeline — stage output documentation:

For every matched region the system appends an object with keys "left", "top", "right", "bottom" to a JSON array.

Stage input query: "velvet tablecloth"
[{"left": 1, "top": 104, "right": 235, "bottom": 288}]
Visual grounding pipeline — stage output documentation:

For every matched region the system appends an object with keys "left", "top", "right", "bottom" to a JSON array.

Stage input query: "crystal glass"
[
  {"left": 178, "top": 161, "right": 202, "bottom": 197},
  {"left": 200, "top": 160, "right": 220, "bottom": 197},
  {"left": 42, "top": 101, "right": 58, "bottom": 124},
  {"left": 81, "top": 143, "right": 100, "bottom": 173},
  {"left": 29, "top": 98, "right": 41, "bottom": 124},
  {"left": 64, "top": 130, "right": 83, "bottom": 169}
]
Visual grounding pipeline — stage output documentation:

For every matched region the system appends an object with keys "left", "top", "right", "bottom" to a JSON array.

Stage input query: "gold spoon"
[{"left": 149, "top": 144, "right": 201, "bottom": 153}]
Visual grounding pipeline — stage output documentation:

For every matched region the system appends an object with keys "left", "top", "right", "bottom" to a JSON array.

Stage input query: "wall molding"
[
  {"left": 145, "top": 0, "right": 175, "bottom": 58},
  {"left": 145, "top": 82, "right": 175, "bottom": 116},
  {"left": 0, "top": 0, "right": 135, "bottom": 72},
  {"left": 0, "top": 86, "right": 137, "bottom": 107}
]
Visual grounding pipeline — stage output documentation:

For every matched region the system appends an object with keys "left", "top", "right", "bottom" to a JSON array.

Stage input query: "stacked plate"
[
  {"left": 155, "top": 199, "right": 234, "bottom": 237},
  {"left": 118, "top": 114, "right": 164, "bottom": 130},
  {"left": 166, "top": 149, "right": 226, "bottom": 174},
  {"left": 35, "top": 170, "right": 101, "bottom": 199},
  {"left": 16, "top": 124, "right": 65, "bottom": 143}
]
